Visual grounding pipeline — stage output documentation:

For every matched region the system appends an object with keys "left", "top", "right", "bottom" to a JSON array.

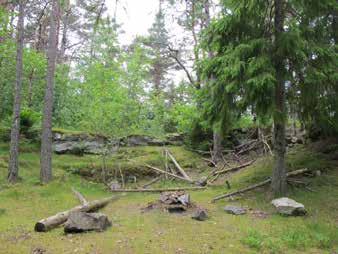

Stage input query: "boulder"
[
  {"left": 223, "top": 205, "right": 246, "bottom": 215},
  {"left": 64, "top": 212, "right": 111, "bottom": 233},
  {"left": 271, "top": 197, "right": 306, "bottom": 216},
  {"left": 191, "top": 209, "right": 208, "bottom": 221}
]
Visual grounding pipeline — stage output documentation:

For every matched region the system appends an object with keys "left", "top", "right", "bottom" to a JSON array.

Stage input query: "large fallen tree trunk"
[
  {"left": 35, "top": 195, "right": 121, "bottom": 232},
  {"left": 165, "top": 149, "right": 192, "bottom": 181},
  {"left": 212, "top": 160, "right": 255, "bottom": 176},
  {"left": 211, "top": 168, "right": 310, "bottom": 202},
  {"left": 144, "top": 163, "right": 194, "bottom": 183},
  {"left": 110, "top": 186, "right": 206, "bottom": 192}
]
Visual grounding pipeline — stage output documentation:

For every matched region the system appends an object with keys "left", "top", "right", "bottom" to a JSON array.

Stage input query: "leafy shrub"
[{"left": 20, "top": 108, "right": 41, "bottom": 134}]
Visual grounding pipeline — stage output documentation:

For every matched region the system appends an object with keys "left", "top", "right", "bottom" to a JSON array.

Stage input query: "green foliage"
[
  {"left": 20, "top": 108, "right": 41, "bottom": 132},
  {"left": 198, "top": 0, "right": 338, "bottom": 139},
  {"left": 241, "top": 229, "right": 263, "bottom": 250},
  {"left": 281, "top": 227, "right": 311, "bottom": 249}
]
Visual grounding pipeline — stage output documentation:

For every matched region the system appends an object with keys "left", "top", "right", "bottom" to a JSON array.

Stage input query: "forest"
[{"left": 0, "top": 0, "right": 337, "bottom": 253}]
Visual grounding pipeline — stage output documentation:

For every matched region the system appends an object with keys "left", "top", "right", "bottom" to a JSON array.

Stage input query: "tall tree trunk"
[
  {"left": 59, "top": 0, "right": 70, "bottom": 62},
  {"left": 212, "top": 128, "right": 222, "bottom": 163},
  {"left": 204, "top": 0, "right": 222, "bottom": 163},
  {"left": 40, "top": 0, "right": 59, "bottom": 183},
  {"left": 7, "top": 0, "right": 25, "bottom": 183},
  {"left": 271, "top": 0, "right": 287, "bottom": 196}
]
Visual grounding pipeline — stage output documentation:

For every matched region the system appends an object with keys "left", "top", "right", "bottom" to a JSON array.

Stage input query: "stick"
[
  {"left": 71, "top": 187, "right": 88, "bottom": 205},
  {"left": 110, "top": 187, "right": 206, "bottom": 192},
  {"left": 35, "top": 194, "right": 122, "bottom": 232},
  {"left": 144, "top": 163, "right": 194, "bottom": 183},
  {"left": 202, "top": 158, "right": 217, "bottom": 167},
  {"left": 211, "top": 168, "right": 310, "bottom": 202},
  {"left": 213, "top": 160, "right": 255, "bottom": 176},
  {"left": 141, "top": 176, "right": 162, "bottom": 189},
  {"left": 166, "top": 149, "right": 192, "bottom": 181}
]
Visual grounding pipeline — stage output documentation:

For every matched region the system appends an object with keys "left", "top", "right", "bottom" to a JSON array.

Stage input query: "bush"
[{"left": 20, "top": 108, "right": 41, "bottom": 134}]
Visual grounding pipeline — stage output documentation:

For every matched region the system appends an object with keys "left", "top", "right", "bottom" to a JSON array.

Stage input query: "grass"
[{"left": 0, "top": 142, "right": 337, "bottom": 254}]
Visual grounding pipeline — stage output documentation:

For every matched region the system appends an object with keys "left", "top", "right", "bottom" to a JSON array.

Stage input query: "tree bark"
[
  {"left": 271, "top": 0, "right": 287, "bottom": 196},
  {"left": 212, "top": 130, "right": 222, "bottom": 163},
  {"left": 40, "top": 0, "right": 59, "bottom": 183},
  {"left": 7, "top": 0, "right": 25, "bottom": 183},
  {"left": 204, "top": 0, "right": 222, "bottom": 164},
  {"left": 59, "top": 0, "right": 70, "bottom": 62}
]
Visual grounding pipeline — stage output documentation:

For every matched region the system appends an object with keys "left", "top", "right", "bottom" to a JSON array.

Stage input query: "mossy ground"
[{"left": 0, "top": 141, "right": 337, "bottom": 254}]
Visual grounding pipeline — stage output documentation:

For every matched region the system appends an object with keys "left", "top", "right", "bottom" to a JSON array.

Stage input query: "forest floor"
[{"left": 0, "top": 141, "right": 337, "bottom": 254}]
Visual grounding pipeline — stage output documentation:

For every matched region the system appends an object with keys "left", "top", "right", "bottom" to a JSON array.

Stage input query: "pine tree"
[
  {"left": 40, "top": 0, "right": 59, "bottom": 183},
  {"left": 8, "top": 0, "right": 25, "bottom": 183}
]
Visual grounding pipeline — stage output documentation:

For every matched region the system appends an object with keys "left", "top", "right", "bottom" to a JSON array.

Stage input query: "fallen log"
[
  {"left": 144, "top": 163, "right": 194, "bottom": 183},
  {"left": 34, "top": 195, "right": 121, "bottom": 232},
  {"left": 213, "top": 160, "right": 255, "bottom": 176},
  {"left": 110, "top": 187, "right": 206, "bottom": 192},
  {"left": 211, "top": 168, "right": 310, "bottom": 202},
  {"left": 166, "top": 149, "right": 192, "bottom": 181}
]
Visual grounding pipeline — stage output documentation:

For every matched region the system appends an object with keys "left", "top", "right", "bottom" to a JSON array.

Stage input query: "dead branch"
[
  {"left": 202, "top": 157, "right": 217, "bottom": 167},
  {"left": 141, "top": 176, "right": 162, "bottom": 189},
  {"left": 144, "top": 163, "right": 194, "bottom": 183},
  {"left": 71, "top": 187, "right": 88, "bottom": 205},
  {"left": 110, "top": 187, "right": 206, "bottom": 192},
  {"left": 211, "top": 168, "right": 310, "bottom": 202},
  {"left": 212, "top": 160, "right": 255, "bottom": 176},
  {"left": 165, "top": 149, "right": 192, "bottom": 181}
]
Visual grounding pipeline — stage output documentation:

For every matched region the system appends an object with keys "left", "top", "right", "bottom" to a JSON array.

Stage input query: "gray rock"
[
  {"left": 122, "top": 135, "right": 166, "bottom": 146},
  {"left": 191, "top": 209, "right": 208, "bottom": 221},
  {"left": 271, "top": 197, "right": 306, "bottom": 216},
  {"left": 224, "top": 205, "right": 246, "bottom": 215},
  {"left": 64, "top": 212, "right": 111, "bottom": 233}
]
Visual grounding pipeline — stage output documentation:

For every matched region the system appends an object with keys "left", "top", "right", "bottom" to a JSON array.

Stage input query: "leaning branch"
[
  {"left": 71, "top": 187, "right": 88, "bottom": 205},
  {"left": 140, "top": 176, "right": 162, "bottom": 189},
  {"left": 211, "top": 168, "right": 310, "bottom": 202},
  {"left": 165, "top": 149, "right": 192, "bottom": 181},
  {"left": 212, "top": 160, "right": 255, "bottom": 176},
  {"left": 144, "top": 163, "right": 194, "bottom": 183}
]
